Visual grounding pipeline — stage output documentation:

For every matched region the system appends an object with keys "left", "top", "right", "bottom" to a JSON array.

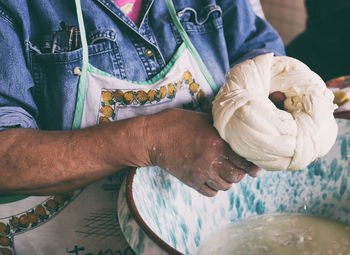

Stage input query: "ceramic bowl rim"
[{"left": 125, "top": 167, "right": 183, "bottom": 255}]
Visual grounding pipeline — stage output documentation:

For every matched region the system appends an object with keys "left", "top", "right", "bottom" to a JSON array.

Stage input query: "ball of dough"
[{"left": 212, "top": 53, "right": 338, "bottom": 171}]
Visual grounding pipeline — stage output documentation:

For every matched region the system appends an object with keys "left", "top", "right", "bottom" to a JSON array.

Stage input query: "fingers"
[
  {"left": 191, "top": 156, "right": 259, "bottom": 197},
  {"left": 190, "top": 149, "right": 261, "bottom": 197},
  {"left": 227, "top": 151, "right": 261, "bottom": 178},
  {"left": 206, "top": 177, "right": 232, "bottom": 191},
  {"left": 219, "top": 165, "right": 246, "bottom": 184},
  {"left": 190, "top": 179, "right": 224, "bottom": 197},
  {"left": 246, "top": 165, "right": 261, "bottom": 177},
  {"left": 194, "top": 162, "right": 235, "bottom": 197},
  {"left": 269, "top": 91, "right": 286, "bottom": 110},
  {"left": 198, "top": 184, "right": 218, "bottom": 197}
]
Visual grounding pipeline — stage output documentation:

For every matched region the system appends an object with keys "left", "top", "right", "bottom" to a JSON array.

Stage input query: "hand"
[
  {"left": 143, "top": 108, "right": 261, "bottom": 197},
  {"left": 269, "top": 91, "right": 286, "bottom": 110}
]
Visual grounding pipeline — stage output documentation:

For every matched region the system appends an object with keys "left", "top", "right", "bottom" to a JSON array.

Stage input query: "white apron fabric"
[{"left": 0, "top": 0, "right": 217, "bottom": 254}]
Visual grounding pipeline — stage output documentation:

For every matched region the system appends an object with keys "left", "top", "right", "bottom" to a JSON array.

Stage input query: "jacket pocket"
[
  {"left": 177, "top": 4, "right": 223, "bottom": 34},
  {"left": 27, "top": 29, "right": 125, "bottom": 130},
  {"left": 28, "top": 29, "right": 125, "bottom": 85}
]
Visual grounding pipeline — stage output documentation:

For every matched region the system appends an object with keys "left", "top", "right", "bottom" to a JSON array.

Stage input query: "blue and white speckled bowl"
[{"left": 117, "top": 119, "right": 350, "bottom": 255}]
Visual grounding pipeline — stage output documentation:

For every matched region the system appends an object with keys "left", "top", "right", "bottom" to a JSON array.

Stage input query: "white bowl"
[{"left": 118, "top": 119, "right": 350, "bottom": 255}]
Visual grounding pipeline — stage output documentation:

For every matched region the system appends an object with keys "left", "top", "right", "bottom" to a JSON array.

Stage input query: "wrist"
[{"left": 142, "top": 109, "right": 180, "bottom": 166}]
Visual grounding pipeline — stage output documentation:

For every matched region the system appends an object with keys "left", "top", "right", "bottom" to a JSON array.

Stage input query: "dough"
[{"left": 212, "top": 53, "right": 338, "bottom": 170}]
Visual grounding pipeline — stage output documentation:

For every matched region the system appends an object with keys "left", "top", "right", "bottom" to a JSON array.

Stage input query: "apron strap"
[
  {"left": 75, "top": 0, "right": 89, "bottom": 71},
  {"left": 165, "top": 0, "right": 218, "bottom": 93},
  {"left": 72, "top": 0, "right": 90, "bottom": 129}
]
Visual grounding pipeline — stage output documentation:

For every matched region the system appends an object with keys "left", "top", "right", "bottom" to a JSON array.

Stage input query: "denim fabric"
[{"left": 0, "top": 0, "right": 285, "bottom": 131}]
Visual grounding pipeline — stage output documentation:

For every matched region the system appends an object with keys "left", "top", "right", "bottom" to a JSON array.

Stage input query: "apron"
[{"left": 0, "top": 0, "right": 218, "bottom": 254}]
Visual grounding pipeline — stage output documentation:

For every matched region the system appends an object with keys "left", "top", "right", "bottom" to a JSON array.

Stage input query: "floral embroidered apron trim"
[
  {"left": 165, "top": 0, "right": 218, "bottom": 94},
  {"left": 0, "top": 0, "right": 219, "bottom": 254},
  {"left": 72, "top": 0, "right": 218, "bottom": 129}
]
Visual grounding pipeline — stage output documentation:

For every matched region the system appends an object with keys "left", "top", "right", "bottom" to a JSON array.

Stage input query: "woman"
[{"left": 0, "top": 0, "right": 284, "bottom": 254}]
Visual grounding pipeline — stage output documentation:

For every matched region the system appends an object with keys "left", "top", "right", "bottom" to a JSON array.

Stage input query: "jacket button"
[
  {"left": 73, "top": 67, "right": 82, "bottom": 76},
  {"left": 144, "top": 48, "right": 154, "bottom": 57}
]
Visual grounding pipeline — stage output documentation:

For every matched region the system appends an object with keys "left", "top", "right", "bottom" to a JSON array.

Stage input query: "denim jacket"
[{"left": 0, "top": 0, "right": 284, "bottom": 131}]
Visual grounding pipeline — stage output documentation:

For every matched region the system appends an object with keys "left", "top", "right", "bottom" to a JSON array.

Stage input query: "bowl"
[{"left": 117, "top": 119, "right": 350, "bottom": 255}]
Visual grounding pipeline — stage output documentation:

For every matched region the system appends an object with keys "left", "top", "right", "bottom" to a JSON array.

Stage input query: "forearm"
[
  {"left": 0, "top": 108, "right": 260, "bottom": 198},
  {"left": 0, "top": 115, "right": 149, "bottom": 195}
]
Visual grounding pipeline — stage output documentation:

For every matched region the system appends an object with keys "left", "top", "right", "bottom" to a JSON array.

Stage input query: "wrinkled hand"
[
  {"left": 269, "top": 91, "right": 286, "bottom": 110},
  {"left": 143, "top": 108, "right": 261, "bottom": 197}
]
